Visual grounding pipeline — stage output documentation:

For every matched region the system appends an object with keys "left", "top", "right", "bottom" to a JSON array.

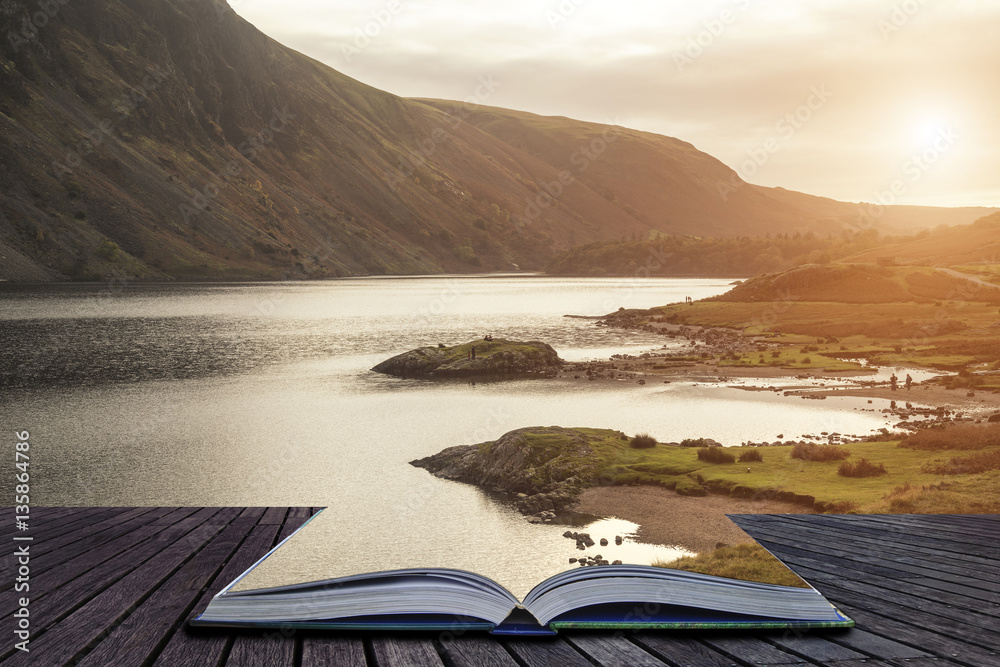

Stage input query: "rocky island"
[
  {"left": 372, "top": 339, "right": 563, "bottom": 378},
  {"left": 410, "top": 426, "right": 612, "bottom": 514}
]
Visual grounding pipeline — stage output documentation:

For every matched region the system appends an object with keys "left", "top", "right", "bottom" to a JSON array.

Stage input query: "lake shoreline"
[{"left": 571, "top": 485, "right": 813, "bottom": 554}]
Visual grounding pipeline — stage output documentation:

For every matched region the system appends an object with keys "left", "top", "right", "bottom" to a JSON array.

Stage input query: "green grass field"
[
  {"left": 650, "top": 298, "right": 1000, "bottom": 370},
  {"left": 552, "top": 427, "right": 1000, "bottom": 513},
  {"left": 654, "top": 543, "right": 811, "bottom": 587}
]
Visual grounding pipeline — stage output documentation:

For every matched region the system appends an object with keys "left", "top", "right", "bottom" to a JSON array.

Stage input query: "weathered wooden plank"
[
  {"left": 822, "top": 628, "right": 931, "bottom": 660},
  {"left": 830, "top": 514, "right": 999, "bottom": 544},
  {"left": 0, "top": 506, "right": 136, "bottom": 575},
  {"left": 830, "top": 600, "right": 1000, "bottom": 667},
  {"left": 564, "top": 632, "right": 670, "bottom": 666},
  {"left": 371, "top": 636, "right": 445, "bottom": 667},
  {"left": 224, "top": 508, "right": 307, "bottom": 667},
  {"left": 761, "top": 514, "right": 995, "bottom": 564},
  {"left": 701, "top": 635, "right": 824, "bottom": 665},
  {"left": 0, "top": 506, "right": 94, "bottom": 540},
  {"left": 437, "top": 635, "right": 519, "bottom": 667},
  {"left": 0, "top": 506, "right": 170, "bottom": 584},
  {"left": 73, "top": 508, "right": 255, "bottom": 666},
  {"left": 153, "top": 517, "right": 281, "bottom": 667},
  {"left": 792, "top": 564, "right": 999, "bottom": 636},
  {"left": 760, "top": 630, "right": 869, "bottom": 663},
  {"left": 744, "top": 533, "right": 1000, "bottom": 608},
  {"left": 0, "top": 507, "right": 230, "bottom": 666},
  {"left": 808, "top": 578, "right": 1000, "bottom": 652},
  {"left": 763, "top": 554, "right": 1000, "bottom": 628},
  {"left": 738, "top": 517, "right": 1000, "bottom": 587},
  {"left": 734, "top": 516, "right": 999, "bottom": 585},
  {"left": 277, "top": 506, "right": 313, "bottom": 542},
  {"left": 0, "top": 507, "right": 203, "bottom": 630},
  {"left": 736, "top": 514, "right": 998, "bottom": 571},
  {"left": 504, "top": 637, "right": 591, "bottom": 667},
  {"left": 226, "top": 630, "right": 296, "bottom": 667},
  {"left": 300, "top": 634, "right": 368, "bottom": 667},
  {"left": 735, "top": 522, "right": 1000, "bottom": 615},
  {"left": 632, "top": 634, "right": 741, "bottom": 667},
  {"left": 259, "top": 507, "right": 288, "bottom": 525}
]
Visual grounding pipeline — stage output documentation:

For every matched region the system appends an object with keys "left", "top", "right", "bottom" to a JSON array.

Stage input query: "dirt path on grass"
[{"left": 571, "top": 486, "right": 813, "bottom": 554}]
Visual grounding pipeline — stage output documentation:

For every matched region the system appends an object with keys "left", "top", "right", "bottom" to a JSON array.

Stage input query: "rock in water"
[
  {"left": 409, "top": 426, "right": 604, "bottom": 513},
  {"left": 372, "top": 339, "right": 563, "bottom": 378}
]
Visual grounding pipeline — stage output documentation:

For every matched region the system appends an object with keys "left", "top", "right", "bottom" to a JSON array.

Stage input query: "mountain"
[
  {"left": 0, "top": 0, "right": 993, "bottom": 282},
  {"left": 415, "top": 101, "right": 995, "bottom": 241}
]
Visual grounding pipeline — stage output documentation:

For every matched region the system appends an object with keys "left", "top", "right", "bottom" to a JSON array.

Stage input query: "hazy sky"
[{"left": 231, "top": 0, "right": 1000, "bottom": 208}]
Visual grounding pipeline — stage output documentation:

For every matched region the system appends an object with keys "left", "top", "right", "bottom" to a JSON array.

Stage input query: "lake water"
[{"left": 0, "top": 276, "right": 906, "bottom": 589}]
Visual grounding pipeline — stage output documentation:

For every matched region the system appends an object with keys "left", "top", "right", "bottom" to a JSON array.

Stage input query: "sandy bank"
[{"left": 571, "top": 485, "right": 813, "bottom": 554}]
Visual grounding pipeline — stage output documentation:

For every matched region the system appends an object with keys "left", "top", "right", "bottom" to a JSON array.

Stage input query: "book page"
[{"left": 231, "top": 503, "right": 807, "bottom": 601}]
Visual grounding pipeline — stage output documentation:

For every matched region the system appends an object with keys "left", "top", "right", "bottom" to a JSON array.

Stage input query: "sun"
[{"left": 909, "top": 111, "right": 957, "bottom": 149}]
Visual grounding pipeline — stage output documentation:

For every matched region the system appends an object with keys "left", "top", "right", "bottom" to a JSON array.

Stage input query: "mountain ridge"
[{"left": 0, "top": 0, "right": 993, "bottom": 282}]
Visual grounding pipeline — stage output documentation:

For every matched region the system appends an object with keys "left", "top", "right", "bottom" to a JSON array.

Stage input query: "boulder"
[
  {"left": 373, "top": 339, "right": 563, "bottom": 378},
  {"left": 410, "top": 426, "right": 604, "bottom": 513}
]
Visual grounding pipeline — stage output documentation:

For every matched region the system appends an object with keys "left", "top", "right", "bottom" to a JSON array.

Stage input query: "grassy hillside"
[
  {"left": 844, "top": 212, "right": 1000, "bottom": 269},
  {"left": 712, "top": 264, "right": 1000, "bottom": 305},
  {"left": 546, "top": 230, "right": 883, "bottom": 277},
  {"left": 419, "top": 100, "right": 995, "bottom": 242},
  {"left": 597, "top": 255, "right": 1000, "bottom": 372},
  {"left": 502, "top": 426, "right": 1000, "bottom": 514}
]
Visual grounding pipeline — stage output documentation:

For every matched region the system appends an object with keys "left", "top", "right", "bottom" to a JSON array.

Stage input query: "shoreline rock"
[
  {"left": 409, "top": 426, "right": 607, "bottom": 513},
  {"left": 372, "top": 338, "right": 563, "bottom": 378}
]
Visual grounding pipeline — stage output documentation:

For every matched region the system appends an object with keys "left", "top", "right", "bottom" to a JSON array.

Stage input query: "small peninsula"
[
  {"left": 372, "top": 339, "right": 563, "bottom": 378},
  {"left": 412, "top": 423, "right": 1000, "bottom": 520}
]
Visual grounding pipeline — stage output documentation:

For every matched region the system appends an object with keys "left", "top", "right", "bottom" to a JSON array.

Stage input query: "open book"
[{"left": 192, "top": 510, "right": 853, "bottom": 635}]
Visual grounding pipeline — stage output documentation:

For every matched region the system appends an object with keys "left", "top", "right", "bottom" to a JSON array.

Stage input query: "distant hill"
[
  {"left": 0, "top": 0, "right": 994, "bottom": 281},
  {"left": 843, "top": 212, "right": 1000, "bottom": 267},
  {"left": 711, "top": 264, "right": 1000, "bottom": 305}
]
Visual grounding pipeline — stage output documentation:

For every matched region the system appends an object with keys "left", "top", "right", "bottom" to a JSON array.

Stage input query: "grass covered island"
[
  {"left": 412, "top": 424, "right": 1000, "bottom": 581},
  {"left": 372, "top": 339, "right": 563, "bottom": 378},
  {"left": 413, "top": 424, "right": 1000, "bottom": 515}
]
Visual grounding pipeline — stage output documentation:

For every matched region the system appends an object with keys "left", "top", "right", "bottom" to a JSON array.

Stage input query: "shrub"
[
  {"left": 922, "top": 449, "right": 1000, "bottom": 475},
  {"left": 900, "top": 423, "right": 1000, "bottom": 451},
  {"left": 791, "top": 443, "right": 851, "bottom": 462},
  {"left": 697, "top": 447, "right": 736, "bottom": 464},
  {"left": 630, "top": 433, "right": 657, "bottom": 449},
  {"left": 738, "top": 448, "right": 764, "bottom": 463},
  {"left": 679, "top": 438, "right": 714, "bottom": 448},
  {"left": 838, "top": 458, "right": 887, "bottom": 477},
  {"left": 96, "top": 239, "right": 120, "bottom": 261}
]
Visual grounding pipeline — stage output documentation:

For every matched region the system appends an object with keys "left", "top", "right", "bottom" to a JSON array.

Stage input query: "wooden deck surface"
[{"left": 1, "top": 509, "right": 996, "bottom": 666}]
